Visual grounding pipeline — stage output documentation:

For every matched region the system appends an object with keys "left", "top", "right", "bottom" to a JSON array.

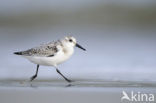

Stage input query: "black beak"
[{"left": 76, "top": 43, "right": 86, "bottom": 51}]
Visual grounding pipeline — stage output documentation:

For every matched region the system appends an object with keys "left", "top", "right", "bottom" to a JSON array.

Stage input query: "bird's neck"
[{"left": 63, "top": 45, "right": 74, "bottom": 57}]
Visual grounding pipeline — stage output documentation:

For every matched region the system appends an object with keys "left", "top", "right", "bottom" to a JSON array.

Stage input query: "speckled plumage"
[
  {"left": 14, "top": 36, "right": 86, "bottom": 82},
  {"left": 15, "top": 40, "right": 61, "bottom": 57}
]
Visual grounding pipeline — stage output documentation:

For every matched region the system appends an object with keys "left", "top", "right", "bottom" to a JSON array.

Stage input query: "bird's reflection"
[{"left": 29, "top": 81, "right": 75, "bottom": 88}]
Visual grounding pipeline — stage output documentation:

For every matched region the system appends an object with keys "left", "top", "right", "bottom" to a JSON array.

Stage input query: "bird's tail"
[{"left": 14, "top": 52, "right": 23, "bottom": 55}]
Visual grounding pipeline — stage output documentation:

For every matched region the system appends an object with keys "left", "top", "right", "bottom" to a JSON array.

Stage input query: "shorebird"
[{"left": 14, "top": 36, "right": 86, "bottom": 82}]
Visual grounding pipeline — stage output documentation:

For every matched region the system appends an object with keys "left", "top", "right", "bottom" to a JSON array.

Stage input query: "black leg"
[
  {"left": 56, "top": 68, "right": 72, "bottom": 83},
  {"left": 30, "top": 64, "right": 39, "bottom": 81}
]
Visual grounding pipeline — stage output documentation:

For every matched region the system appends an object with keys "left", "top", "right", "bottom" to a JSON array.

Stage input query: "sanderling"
[{"left": 14, "top": 36, "right": 86, "bottom": 82}]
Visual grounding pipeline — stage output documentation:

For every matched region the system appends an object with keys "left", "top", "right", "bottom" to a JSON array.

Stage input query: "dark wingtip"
[{"left": 14, "top": 52, "right": 22, "bottom": 55}]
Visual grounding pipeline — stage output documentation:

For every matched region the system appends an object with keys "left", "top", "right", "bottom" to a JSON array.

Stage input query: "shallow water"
[
  {"left": 0, "top": 80, "right": 156, "bottom": 88},
  {"left": 0, "top": 80, "right": 156, "bottom": 103}
]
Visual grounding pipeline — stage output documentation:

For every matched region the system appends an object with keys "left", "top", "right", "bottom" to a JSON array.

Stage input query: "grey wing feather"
[{"left": 15, "top": 41, "right": 60, "bottom": 57}]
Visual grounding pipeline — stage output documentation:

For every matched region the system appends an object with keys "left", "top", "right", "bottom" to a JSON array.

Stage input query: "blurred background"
[{"left": 0, "top": 0, "right": 156, "bottom": 82}]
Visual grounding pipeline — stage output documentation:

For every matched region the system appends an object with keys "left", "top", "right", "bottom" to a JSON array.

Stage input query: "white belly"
[{"left": 23, "top": 49, "right": 74, "bottom": 66}]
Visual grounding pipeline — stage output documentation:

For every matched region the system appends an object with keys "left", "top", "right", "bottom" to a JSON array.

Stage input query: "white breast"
[{"left": 23, "top": 46, "right": 74, "bottom": 67}]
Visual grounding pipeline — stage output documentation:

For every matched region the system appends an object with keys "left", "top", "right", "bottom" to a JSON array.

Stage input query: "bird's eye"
[{"left": 69, "top": 39, "right": 73, "bottom": 42}]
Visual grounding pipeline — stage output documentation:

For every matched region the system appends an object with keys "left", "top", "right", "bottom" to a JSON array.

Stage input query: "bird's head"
[{"left": 63, "top": 36, "right": 86, "bottom": 51}]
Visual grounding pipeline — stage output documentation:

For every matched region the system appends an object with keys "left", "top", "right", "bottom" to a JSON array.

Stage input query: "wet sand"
[{"left": 0, "top": 80, "right": 156, "bottom": 103}]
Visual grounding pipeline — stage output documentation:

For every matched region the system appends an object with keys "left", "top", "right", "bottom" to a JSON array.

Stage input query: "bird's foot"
[
  {"left": 30, "top": 75, "right": 37, "bottom": 81},
  {"left": 66, "top": 79, "right": 74, "bottom": 83}
]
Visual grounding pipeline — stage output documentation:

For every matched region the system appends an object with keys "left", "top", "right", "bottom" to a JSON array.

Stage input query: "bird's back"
[{"left": 14, "top": 40, "right": 61, "bottom": 57}]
